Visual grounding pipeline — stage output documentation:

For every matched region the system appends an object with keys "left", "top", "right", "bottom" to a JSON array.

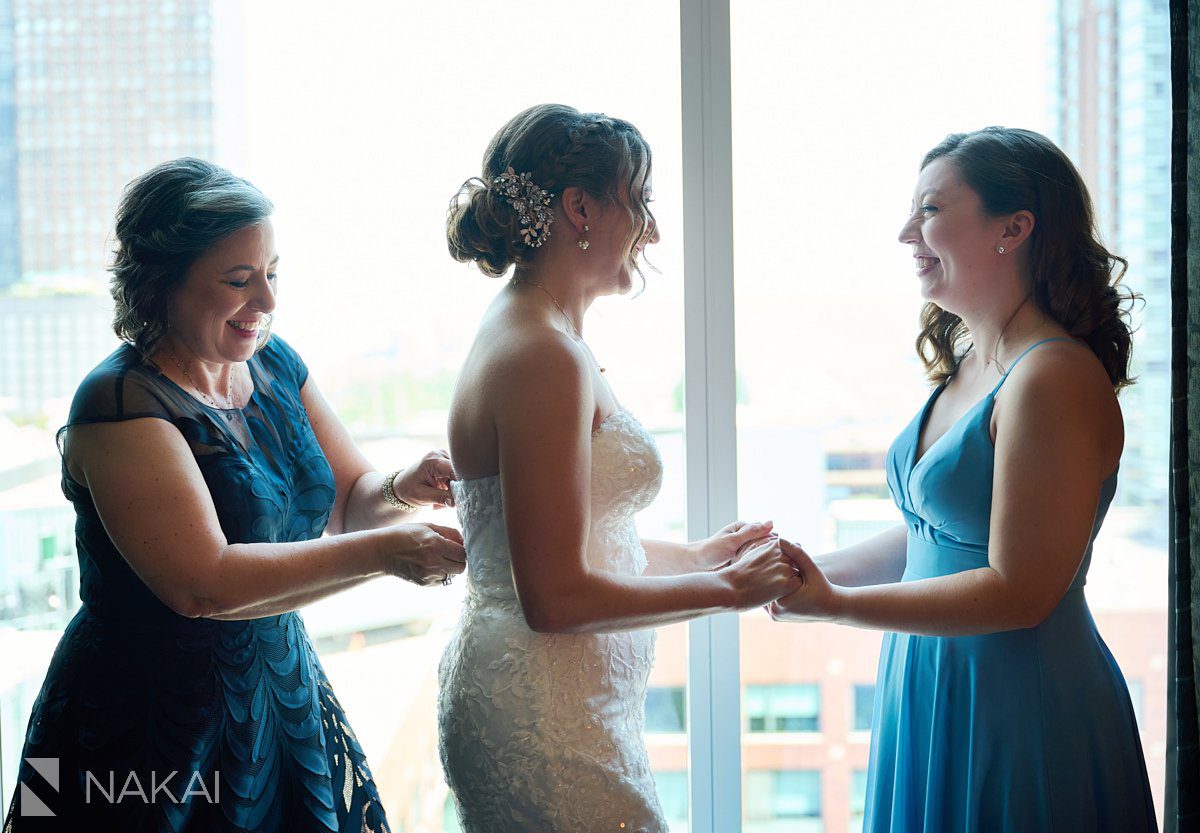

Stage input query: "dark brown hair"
[
  {"left": 446, "top": 104, "right": 654, "bottom": 278},
  {"left": 915, "top": 127, "right": 1137, "bottom": 389},
  {"left": 110, "top": 158, "right": 274, "bottom": 356}
]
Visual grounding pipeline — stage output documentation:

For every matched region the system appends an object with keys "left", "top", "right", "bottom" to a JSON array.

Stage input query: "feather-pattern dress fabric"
[{"left": 3, "top": 337, "right": 390, "bottom": 833}]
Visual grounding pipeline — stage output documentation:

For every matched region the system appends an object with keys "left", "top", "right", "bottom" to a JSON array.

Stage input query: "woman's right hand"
[
  {"left": 381, "top": 523, "right": 467, "bottom": 586},
  {"left": 718, "top": 536, "right": 805, "bottom": 610}
]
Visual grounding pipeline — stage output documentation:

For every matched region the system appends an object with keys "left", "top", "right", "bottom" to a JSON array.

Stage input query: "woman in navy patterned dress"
[{"left": 2, "top": 159, "right": 465, "bottom": 833}]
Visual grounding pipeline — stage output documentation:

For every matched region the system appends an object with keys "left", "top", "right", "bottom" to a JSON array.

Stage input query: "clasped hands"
[{"left": 697, "top": 520, "right": 838, "bottom": 621}]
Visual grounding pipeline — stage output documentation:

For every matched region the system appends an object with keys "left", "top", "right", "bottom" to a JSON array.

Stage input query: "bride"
[{"left": 438, "top": 103, "right": 804, "bottom": 832}]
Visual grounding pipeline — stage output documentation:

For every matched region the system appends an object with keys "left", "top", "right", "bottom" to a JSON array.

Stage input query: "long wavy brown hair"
[{"left": 914, "top": 127, "right": 1137, "bottom": 390}]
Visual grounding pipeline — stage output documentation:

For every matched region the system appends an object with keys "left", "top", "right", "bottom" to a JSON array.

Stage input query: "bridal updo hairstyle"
[
  {"left": 915, "top": 127, "right": 1137, "bottom": 390},
  {"left": 447, "top": 103, "right": 654, "bottom": 278},
  {"left": 110, "top": 158, "right": 274, "bottom": 356}
]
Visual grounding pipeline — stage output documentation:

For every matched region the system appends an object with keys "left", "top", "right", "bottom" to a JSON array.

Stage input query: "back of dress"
[{"left": 438, "top": 409, "right": 669, "bottom": 833}]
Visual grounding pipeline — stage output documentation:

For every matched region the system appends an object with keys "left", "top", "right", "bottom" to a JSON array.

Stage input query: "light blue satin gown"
[{"left": 865, "top": 338, "right": 1157, "bottom": 832}]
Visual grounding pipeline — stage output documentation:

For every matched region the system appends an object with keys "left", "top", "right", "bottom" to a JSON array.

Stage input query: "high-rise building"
[
  {"left": 0, "top": 1, "right": 245, "bottom": 419},
  {"left": 0, "top": 289, "right": 118, "bottom": 418},
  {"left": 1047, "top": 0, "right": 1171, "bottom": 515},
  {"left": 11, "top": 0, "right": 221, "bottom": 285},
  {"left": 0, "top": 0, "right": 18, "bottom": 290}
]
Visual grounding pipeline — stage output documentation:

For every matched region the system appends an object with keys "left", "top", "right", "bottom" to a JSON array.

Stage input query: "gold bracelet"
[{"left": 382, "top": 470, "right": 417, "bottom": 512}]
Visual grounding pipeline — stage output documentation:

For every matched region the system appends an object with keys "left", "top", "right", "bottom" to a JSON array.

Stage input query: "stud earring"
[
  {"left": 578, "top": 225, "right": 589, "bottom": 250},
  {"left": 997, "top": 245, "right": 1006, "bottom": 254}
]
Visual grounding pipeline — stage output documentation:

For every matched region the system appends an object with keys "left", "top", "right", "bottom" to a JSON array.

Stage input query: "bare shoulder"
[
  {"left": 449, "top": 310, "right": 593, "bottom": 477},
  {"left": 68, "top": 416, "right": 191, "bottom": 485},
  {"left": 487, "top": 327, "right": 592, "bottom": 422},
  {"left": 997, "top": 338, "right": 1123, "bottom": 464},
  {"left": 1004, "top": 338, "right": 1117, "bottom": 405}
]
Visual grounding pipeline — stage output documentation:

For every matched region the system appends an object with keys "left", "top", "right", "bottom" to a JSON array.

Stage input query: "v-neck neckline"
[
  {"left": 909, "top": 382, "right": 993, "bottom": 472},
  {"left": 908, "top": 336, "right": 1074, "bottom": 475}
]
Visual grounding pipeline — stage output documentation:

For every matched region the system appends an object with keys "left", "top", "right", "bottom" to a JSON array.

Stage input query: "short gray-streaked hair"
[{"left": 110, "top": 157, "right": 274, "bottom": 356}]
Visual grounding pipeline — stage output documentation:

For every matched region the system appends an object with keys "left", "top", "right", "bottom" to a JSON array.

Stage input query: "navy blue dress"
[{"left": 3, "top": 337, "right": 391, "bottom": 833}]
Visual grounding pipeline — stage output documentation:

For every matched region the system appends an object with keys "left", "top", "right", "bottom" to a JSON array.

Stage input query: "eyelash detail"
[{"left": 229, "top": 273, "right": 277, "bottom": 289}]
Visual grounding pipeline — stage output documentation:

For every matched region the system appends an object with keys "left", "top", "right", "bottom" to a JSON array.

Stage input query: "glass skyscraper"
[
  {"left": 0, "top": 0, "right": 235, "bottom": 419},
  {"left": 0, "top": 0, "right": 18, "bottom": 290},
  {"left": 11, "top": 0, "right": 218, "bottom": 285},
  {"left": 1047, "top": 0, "right": 1171, "bottom": 520}
]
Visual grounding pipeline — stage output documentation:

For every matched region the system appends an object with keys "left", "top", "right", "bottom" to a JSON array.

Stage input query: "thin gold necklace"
[
  {"left": 168, "top": 350, "right": 234, "bottom": 409},
  {"left": 512, "top": 278, "right": 606, "bottom": 373},
  {"left": 984, "top": 293, "right": 1032, "bottom": 374}
]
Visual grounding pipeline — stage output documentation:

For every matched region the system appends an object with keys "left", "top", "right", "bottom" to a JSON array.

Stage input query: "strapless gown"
[
  {"left": 866, "top": 338, "right": 1157, "bottom": 831},
  {"left": 438, "top": 410, "right": 669, "bottom": 833}
]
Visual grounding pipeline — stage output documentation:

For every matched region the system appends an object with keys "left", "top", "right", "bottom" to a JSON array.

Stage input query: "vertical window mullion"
[{"left": 679, "top": 0, "right": 739, "bottom": 831}]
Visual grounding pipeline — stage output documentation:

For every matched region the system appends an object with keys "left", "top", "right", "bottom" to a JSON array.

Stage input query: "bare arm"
[
  {"left": 302, "top": 378, "right": 454, "bottom": 535},
  {"left": 812, "top": 525, "right": 908, "bottom": 587},
  {"left": 497, "top": 336, "right": 801, "bottom": 634},
  {"left": 67, "top": 418, "right": 465, "bottom": 620},
  {"left": 641, "top": 520, "right": 775, "bottom": 577},
  {"left": 771, "top": 346, "right": 1121, "bottom": 636}
]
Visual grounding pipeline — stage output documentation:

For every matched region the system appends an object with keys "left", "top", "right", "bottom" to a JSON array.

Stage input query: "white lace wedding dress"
[{"left": 438, "top": 410, "right": 669, "bottom": 833}]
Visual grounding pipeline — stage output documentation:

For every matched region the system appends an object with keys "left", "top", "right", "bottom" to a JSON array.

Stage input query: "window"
[
  {"left": 852, "top": 684, "right": 875, "bottom": 734},
  {"left": 645, "top": 686, "right": 687, "bottom": 734},
  {"left": 745, "top": 684, "right": 820, "bottom": 733},
  {"left": 745, "top": 770, "right": 822, "bottom": 833},
  {"left": 731, "top": 0, "right": 1169, "bottom": 826},
  {"left": 1128, "top": 677, "right": 1145, "bottom": 729},
  {"left": 652, "top": 770, "right": 688, "bottom": 829},
  {"left": 0, "top": 1, "right": 1171, "bottom": 829},
  {"left": 0, "top": 0, "right": 689, "bottom": 825},
  {"left": 850, "top": 770, "right": 868, "bottom": 833}
]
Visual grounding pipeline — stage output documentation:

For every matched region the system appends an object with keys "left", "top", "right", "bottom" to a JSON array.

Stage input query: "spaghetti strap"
[
  {"left": 984, "top": 337, "right": 1074, "bottom": 397},
  {"left": 1002, "top": 336, "right": 1074, "bottom": 377}
]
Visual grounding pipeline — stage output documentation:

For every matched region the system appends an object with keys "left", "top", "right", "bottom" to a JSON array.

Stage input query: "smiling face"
[
  {"left": 167, "top": 221, "right": 278, "bottom": 364},
  {"left": 898, "top": 157, "right": 1009, "bottom": 315}
]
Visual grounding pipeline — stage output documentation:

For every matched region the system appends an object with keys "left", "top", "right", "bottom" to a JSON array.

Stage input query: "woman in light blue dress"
[{"left": 772, "top": 127, "right": 1156, "bottom": 832}]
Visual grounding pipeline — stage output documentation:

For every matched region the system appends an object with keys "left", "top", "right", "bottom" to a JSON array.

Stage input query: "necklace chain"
[
  {"left": 512, "top": 279, "right": 606, "bottom": 373},
  {"left": 985, "top": 293, "right": 1032, "bottom": 373},
  {"left": 168, "top": 350, "right": 234, "bottom": 409}
]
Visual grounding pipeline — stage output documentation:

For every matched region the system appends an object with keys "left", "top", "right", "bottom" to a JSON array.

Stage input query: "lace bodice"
[
  {"left": 439, "top": 409, "right": 669, "bottom": 833},
  {"left": 452, "top": 410, "right": 663, "bottom": 606}
]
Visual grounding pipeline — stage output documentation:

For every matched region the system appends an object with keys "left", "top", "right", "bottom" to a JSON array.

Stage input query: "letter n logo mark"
[{"left": 20, "top": 757, "right": 59, "bottom": 817}]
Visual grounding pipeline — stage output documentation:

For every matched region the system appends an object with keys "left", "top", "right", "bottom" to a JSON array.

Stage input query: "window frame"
[{"left": 679, "top": 0, "right": 742, "bottom": 829}]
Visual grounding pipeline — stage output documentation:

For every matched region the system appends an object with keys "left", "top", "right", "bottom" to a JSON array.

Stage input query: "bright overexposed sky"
[{"left": 227, "top": 0, "right": 1049, "bottom": 429}]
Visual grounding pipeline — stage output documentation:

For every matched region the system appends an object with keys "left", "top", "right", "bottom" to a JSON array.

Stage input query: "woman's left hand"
[
  {"left": 698, "top": 520, "right": 776, "bottom": 570},
  {"left": 767, "top": 539, "right": 841, "bottom": 623},
  {"left": 392, "top": 450, "right": 457, "bottom": 509}
]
